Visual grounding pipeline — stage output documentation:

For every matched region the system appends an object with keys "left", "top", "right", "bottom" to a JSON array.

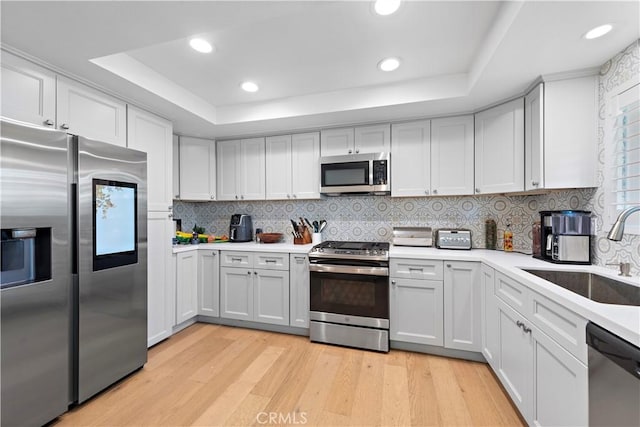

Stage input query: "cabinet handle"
[
  {"left": 425, "top": 190, "right": 429, "bottom": 195},
  {"left": 287, "top": 194, "right": 291, "bottom": 199},
  {"left": 254, "top": 271, "right": 258, "bottom": 275},
  {"left": 348, "top": 149, "right": 353, "bottom": 154},
  {"left": 532, "top": 181, "right": 539, "bottom": 187},
  {"left": 408, "top": 267, "right": 423, "bottom": 272},
  {"left": 475, "top": 188, "right": 481, "bottom": 193},
  {"left": 247, "top": 271, "right": 251, "bottom": 275},
  {"left": 43, "top": 119, "right": 54, "bottom": 126},
  {"left": 516, "top": 320, "right": 523, "bottom": 328},
  {"left": 240, "top": 195, "right": 244, "bottom": 200},
  {"left": 265, "top": 259, "right": 277, "bottom": 264},
  {"left": 235, "top": 195, "right": 239, "bottom": 200},
  {"left": 522, "top": 325, "right": 532, "bottom": 334},
  {"left": 210, "top": 195, "right": 214, "bottom": 200},
  {"left": 175, "top": 195, "right": 180, "bottom": 199},
  {"left": 293, "top": 194, "right": 297, "bottom": 198},
  {"left": 294, "top": 256, "right": 305, "bottom": 262},
  {"left": 232, "top": 257, "right": 242, "bottom": 262},
  {"left": 446, "top": 264, "right": 451, "bottom": 268},
  {"left": 433, "top": 189, "right": 438, "bottom": 194},
  {"left": 212, "top": 252, "right": 216, "bottom": 256},
  {"left": 168, "top": 213, "right": 173, "bottom": 218},
  {"left": 391, "top": 280, "right": 396, "bottom": 286},
  {"left": 60, "top": 123, "right": 70, "bottom": 130},
  {"left": 355, "top": 149, "right": 359, "bottom": 154}
]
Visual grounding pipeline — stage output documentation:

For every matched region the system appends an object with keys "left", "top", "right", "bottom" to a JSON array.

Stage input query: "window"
[{"left": 607, "top": 82, "right": 640, "bottom": 235}]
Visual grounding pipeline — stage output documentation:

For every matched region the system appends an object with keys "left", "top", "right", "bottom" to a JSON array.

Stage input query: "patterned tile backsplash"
[
  {"left": 174, "top": 189, "right": 595, "bottom": 252},
  {"left": 174, "top": 39, "right": 640, "bottom": 275}
]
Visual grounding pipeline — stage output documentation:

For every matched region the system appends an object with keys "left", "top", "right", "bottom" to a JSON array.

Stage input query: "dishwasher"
[{"left": 586, "top": 322, "right": 640, "bottom": 426}]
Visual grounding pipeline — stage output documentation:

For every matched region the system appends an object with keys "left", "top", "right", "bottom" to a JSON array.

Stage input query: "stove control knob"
[{"left": 318, "top": 248, "right": 324, "bottom": 252}]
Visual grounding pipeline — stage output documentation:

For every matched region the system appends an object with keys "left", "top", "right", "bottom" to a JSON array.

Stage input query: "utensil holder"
[
  {"left": 312, "top": 232, "right": 322, "bottom": 245},
  {"left": 293, "top": 237, "right": 305, "bottom": 245},
  {"left": 302, "top": 228, "right": 312, "bottom": 244}
]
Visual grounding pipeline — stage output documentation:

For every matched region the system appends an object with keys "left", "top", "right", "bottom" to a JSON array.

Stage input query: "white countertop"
[
  {"left": 391, "top": 246, "right": 640, "bottom": 347},
  {"left": 172, "top": 242, "right": 639, "bottom": 346},
  {"left": 172, "top": 241, "right": 314, "bottom": 254}
]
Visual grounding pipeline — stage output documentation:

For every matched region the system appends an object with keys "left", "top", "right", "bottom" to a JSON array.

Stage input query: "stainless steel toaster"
[{"left": 435, "top": 229, "right": 472, "bottom": 250}]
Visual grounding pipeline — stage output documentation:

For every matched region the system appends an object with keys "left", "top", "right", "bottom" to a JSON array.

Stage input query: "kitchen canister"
[{"left": 485, "top": 219, "right": 497, "bottom": 250}]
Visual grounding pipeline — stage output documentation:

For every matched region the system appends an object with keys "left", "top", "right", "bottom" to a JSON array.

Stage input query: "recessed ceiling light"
[
  {"left": 378, "top": 57, "right": 400, "bottom": 72},
  {"left": 241, "top": 81, "right": 259, "bottom": 92},
  {"left": 189, "top": 38, "right": 213, "bottom": 53},
  {"left": 374, "top": 0, "right": 401, "bottom": 16},
  {"left": 584, "top": 24, "right": 613, "bottom": 40}
]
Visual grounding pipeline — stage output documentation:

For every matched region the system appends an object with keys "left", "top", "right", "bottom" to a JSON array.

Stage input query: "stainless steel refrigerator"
[{"left": 1, "top": 118, "right": 147, "bottom": 426}]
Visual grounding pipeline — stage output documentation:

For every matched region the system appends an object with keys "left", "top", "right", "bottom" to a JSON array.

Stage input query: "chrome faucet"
[{"left": 607, "top": 206, "right": 640, "bottom": 241}]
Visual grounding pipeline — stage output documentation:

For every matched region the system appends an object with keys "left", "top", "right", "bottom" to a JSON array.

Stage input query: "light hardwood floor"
[{"left": 55, "top": 324, "right": 525, "bottom": 426}]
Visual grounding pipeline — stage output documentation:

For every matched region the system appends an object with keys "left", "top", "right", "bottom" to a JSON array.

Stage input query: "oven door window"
[
  {"left": 321, "top": 161, "right": 369, "bottom": 187},
  {"left": 310, "top": 271, "right": 388, "bottom": 319}
]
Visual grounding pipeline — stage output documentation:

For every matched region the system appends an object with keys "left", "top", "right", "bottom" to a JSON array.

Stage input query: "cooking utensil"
[
  {"left": 312, "top": 221, "right": 319, "bottom": 232},
  {"left": 290, "top": 219, "right": 300, "bottom": 237},
  {"left": 304, "top": 218, "right": 313, "bottom": 229},
  {"left": 319, "top": 220, "right": 327, "bottom": 232}
]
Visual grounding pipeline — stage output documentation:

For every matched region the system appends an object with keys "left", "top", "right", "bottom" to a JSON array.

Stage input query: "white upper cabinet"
[
  {"left": 126, "top": 106, "right": 173, "bottom": 211},
  {"left": 320, "top": 127, "right": 354, "bottom": 156},
  {"left": 321, "top": 124, "right": 390, "bottom": 156},
  {"left": 179, "top": 136, "right": 216, "bottom": 201},
  {"left": 57, "top": 76, "right": 127, "bottom": 146},
  {"left": 431, "top": 115, "right": 475, "bottom": 195},
  {"left": 354, "top": 124, "right": 391, "bottom": 154},
  {"left": 217, "top": 138, "right": 265, "bottom": 201},
  {"left": 525, "top": 76, "right": 598, "bottom": 191},
  {"left": 266, "top": 132, "right": 320, "bottom": 200},
  {"left": 1, "top": 51, "right": 56, "bottom": 128},
  {"left": 172, "top": 135, "right": 180, "bottom": 200},
  {"left": 391, "top": 120, "right": 431, "bottom": 197},
  {"left": 474, "top": 98, "right": 525, "bottom": 194}
]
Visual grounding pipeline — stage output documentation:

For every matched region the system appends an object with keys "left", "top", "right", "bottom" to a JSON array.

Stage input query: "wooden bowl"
[{"left": 259, "top": 233, "right": 283, "bottom": 243}]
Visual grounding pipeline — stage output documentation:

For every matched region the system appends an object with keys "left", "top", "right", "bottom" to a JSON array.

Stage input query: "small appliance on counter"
[
  {"left": 536, "top": 210, "right": 591, "bottom": 264},
  {"left": 392, "top": 227, "right": 433, "bottom": 246},
  {"left": 435, "top": 229, "right": 472, "bottom": 250},
  {"left": 229, "top": 214, "right": 253, "bottom": 242}
]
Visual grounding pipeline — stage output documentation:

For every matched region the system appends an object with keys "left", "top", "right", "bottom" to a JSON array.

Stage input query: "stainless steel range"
[{"left": 308, "top": 241, "right": 390, "bottom": 352}]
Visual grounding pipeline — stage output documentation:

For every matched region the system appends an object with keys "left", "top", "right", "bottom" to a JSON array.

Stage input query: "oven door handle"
[{"left": 309, "top": 264, "right": 389, "bottom": 276}]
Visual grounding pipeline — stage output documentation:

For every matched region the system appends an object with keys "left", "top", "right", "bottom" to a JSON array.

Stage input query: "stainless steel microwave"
[{"left": 320, "top": 152, "right": 390, "bottom": 195}]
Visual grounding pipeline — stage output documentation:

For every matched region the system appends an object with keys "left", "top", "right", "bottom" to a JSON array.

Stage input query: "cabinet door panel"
[
  {"left": 147, "top": 213, "right": 174, "bottom": 347},
  {"left": 291, "top": 132, "right": 320, "bottom": 199},
  {"left": 391, "top": 120, "right": 431, "bottom": 197},
  {"left": 481, "top": 265, "right": 499, "bottom": 369},
  {"left": 180, "top": 136, "right": 215, "bottom": 201},
  {"left": 474, "top": 98, "right": 524, "bottom": 194},
  {"left": 525, "top": 83, "right": 544, "bottom": 191},
  {"left": 289, "top": 255, "right": 309, "bottom": 328},
  {"left": 444, "top": 261, "right": 481, "bottom": 352},
  {"left": 1, "top": 51, "right": 56, "bottom": 127},
  {"left": 320, "top": 127, "right": 354, "bottom": 156},
  {"left": 431, "top": 116, "right": 474, "bottom": 195},
  {"left": 127, "top": 106, "right": 173, "bottom": 211},
  {"left": 220, "top": 267, "right": 253, "bottom": 321},
  {"left": 198, "top": 251, "right": 219, "bottom": 317},
  {"left": 216, "top": 140, "right": 240, "bottom": 200},
  {"left": 532, "top": 326, "right": 588, "bottom": 427},
  {"left": 240, "top": 137, "right": 265, "bottom": 200},
  {"left": 390, "top": 258, "right": 443, "bottom": 280},
  {"left": 354, "top": 124, "right": 390, "bottom": 154},
  {"left": 390, "top": 278, "right": 443, "bottom": 346},
  {"left": 254, "top": 269, "right": 289, "bottom": 326},
  {"left": 497, "top": 300, "right": 533, "bottom": 420},
  {"left": 57, "top": 76, "right": 127, "bottom": 146},
  {"left": 265, "top": 135, "right": 292, "bottom": 199},
  {"left": 173, "top": 135, "right": 180, "bottom": 199},
  {"left": 175, "top": 251, "right": 198, "bottom": 324}
]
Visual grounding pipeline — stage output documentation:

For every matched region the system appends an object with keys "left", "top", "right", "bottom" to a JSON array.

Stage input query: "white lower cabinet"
[
  {"left": 480, "top": 264, "right": 499, "bottom": 369},
  {"left": 289, "top": 254, "right": 310, "bottom": 328},
  {"left": 198, "top": 250, "right": 219, "bottom": 317},
  {"left": 220, "top": 252, "right": 290, "bottom": 326},
  {"left": 496, "top": 292, "right": 587, "bottom": 426},
  {"left": 443, "top": 261, "right": 481, "bottom": 352},
  {"left": 175, "top": 251, "right": 198, "bottom": 324},
  {"left": 390, "top": 277, "right": 443, "bottom": 346},
  {"left": 147, "top": 212, "right": 175, "bottom": 347}
]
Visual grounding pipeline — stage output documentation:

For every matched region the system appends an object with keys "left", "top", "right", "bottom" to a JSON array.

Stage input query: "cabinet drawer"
[
  {"left": 390, "top": 259, "right": 443, "bottom": 280},
  {"left": 531, "top": 291, "right": 588, "bottom": 364},
  {"left": 220, "top": 251, "right": 253, "bottom": 268},
  {"left": 495, "top": 271, "right": 530, "bottom": 314},
  {"left": 254, "top": 252, "right": 289, "bottom": 270}
]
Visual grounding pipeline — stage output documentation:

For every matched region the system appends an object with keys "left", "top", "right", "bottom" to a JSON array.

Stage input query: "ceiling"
[{"left": 1, "top": 1, "right": 638, "bottom": 138}]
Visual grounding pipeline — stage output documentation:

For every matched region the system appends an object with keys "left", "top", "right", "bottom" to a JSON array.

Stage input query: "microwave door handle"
[{"left": 369, "top": 160, "right": 374, "bottom": 186}]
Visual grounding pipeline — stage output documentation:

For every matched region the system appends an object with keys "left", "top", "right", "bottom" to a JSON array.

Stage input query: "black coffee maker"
[
  {"left": 537, "top": 210, "right": 591, "bottom": 264},
  {"left": 229, "top": 214, "right": 253, "bottom": 242}
]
